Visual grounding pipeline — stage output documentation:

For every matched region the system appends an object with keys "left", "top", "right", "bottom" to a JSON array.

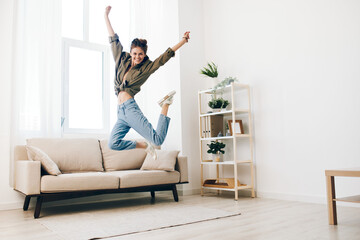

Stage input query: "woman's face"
[{"left": 130, "top": 47, "right": 145, "bottom": 65}]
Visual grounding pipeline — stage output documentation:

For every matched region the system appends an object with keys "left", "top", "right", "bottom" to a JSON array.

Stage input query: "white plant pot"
[
  {"left": 212, "top": 153, "right": 223, "bottom": 162},
  {"left": 211, "top": 107, "right": 227, "bottom": 112},
  {"left": 212, "top": 77, "right": 219, "bottom": 85}
]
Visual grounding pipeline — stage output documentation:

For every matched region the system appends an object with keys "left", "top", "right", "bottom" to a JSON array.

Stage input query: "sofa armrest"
[
  {"left": 175, "top": 156, "right": 188, "bottom": 183},
  {"left": 14, "top": 160, "right": 41, "bottom": 195}
]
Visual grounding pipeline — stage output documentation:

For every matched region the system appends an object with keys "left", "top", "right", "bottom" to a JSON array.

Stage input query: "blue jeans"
[{"left": 108, "top": 98, "right": 171, "bottom": 151}]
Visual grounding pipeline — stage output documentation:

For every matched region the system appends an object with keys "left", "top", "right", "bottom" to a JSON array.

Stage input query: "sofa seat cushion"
[
  {"left": 107, "top": 170, "right": 180, "bottom": 188},
  {"left": 41, "top": 172, "right": 119, "bottom": 193},
  {"left": 27, "top": 138, "right": 104, "bottom": 173}
]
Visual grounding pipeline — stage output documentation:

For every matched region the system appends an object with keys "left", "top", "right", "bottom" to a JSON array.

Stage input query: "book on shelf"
[{"left": 201, "top": 115, "right": 223, "bottom": 138}]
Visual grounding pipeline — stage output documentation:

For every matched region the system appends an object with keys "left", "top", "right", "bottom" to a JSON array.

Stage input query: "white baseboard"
[
  {"left": 0, "top": 201, "right": 23, "bottom": 211},
  {"left": 256, "top": 191, "right": 326, "bottom": 204},
  {"left": 256, "top": 191, "right": 360, "bottom": 208},
  {"left": 178, "top": 188, "right": 201, "bottom": 196}
]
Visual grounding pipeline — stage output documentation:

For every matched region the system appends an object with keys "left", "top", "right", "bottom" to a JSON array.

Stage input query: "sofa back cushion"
[
  {"left": 99, "top": 139, "right": 146, "bottom": 171},
  {"left": 26, "top": 138, "right": 104, "bottom": 173}
]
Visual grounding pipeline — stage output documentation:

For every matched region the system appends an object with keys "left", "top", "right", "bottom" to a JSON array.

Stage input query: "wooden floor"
[{"left": 1, "top": 193, "right": 359, "bottom": 240}]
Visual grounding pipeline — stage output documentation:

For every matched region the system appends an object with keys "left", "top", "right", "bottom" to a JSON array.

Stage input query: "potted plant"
[
  {"left": 200, "top": 62, "right": 218, "bottom": 79},
  {"left": 207, "top": 141, "right": 226, "bottom": 162},
  {"left": 208, "top": 97, "right": 229, "bottom": 112},
  {"left": 213, "top": 76, "right": 238, "bottom": 93},
  {"left": 207, "top": 76, "right": 237, "bottom": 112}
]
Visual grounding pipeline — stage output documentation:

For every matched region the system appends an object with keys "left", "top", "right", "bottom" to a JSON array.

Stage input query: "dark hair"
[{"left": 130, "top": 38, "right": 148, "bottom": 54}]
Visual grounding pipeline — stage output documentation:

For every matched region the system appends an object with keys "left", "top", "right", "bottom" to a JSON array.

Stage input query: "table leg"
[{"left": 326, "top": 175, "right": 337, "bottom": 225}]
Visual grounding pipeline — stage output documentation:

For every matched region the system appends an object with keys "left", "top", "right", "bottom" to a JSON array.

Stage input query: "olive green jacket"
[{"left": 109, "top": 34, "right": 175, "bottom": 97}]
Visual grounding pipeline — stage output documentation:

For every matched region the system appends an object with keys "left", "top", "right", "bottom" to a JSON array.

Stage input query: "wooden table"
[{"left": 325, "top": 168, "right": 360, "bottom": 225}]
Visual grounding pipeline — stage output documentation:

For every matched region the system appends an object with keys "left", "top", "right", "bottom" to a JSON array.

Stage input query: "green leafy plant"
[
  {"left": 208, "top": 98, "right": 229, "bottom": 109},
  {"left": 207, "top": 141, "right": 226, "bottom": 154},
  {"left": 211, "top": 76, "right": 238, "bottom": 95},
  {"left": 200, "top": 62, "right": 218, "bottom": 78}
]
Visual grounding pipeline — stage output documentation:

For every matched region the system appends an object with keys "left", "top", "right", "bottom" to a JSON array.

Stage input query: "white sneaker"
[
  {"left": 145, "top": 141, "right": 157, "bottom": 160},
  {"left": 158, "top": 90, "right": 176, "bottom": 107}
]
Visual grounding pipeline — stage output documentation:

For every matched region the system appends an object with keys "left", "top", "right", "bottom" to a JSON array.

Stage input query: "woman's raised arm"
[
  {"left": 104, "top": 6, "right": 115, "bottom": 37},
  {"left": 171, "top": 31, "right": 190, "bottom": 52},
  {"left": 105, "top": 6, "right": 124, "bottom": 62}
]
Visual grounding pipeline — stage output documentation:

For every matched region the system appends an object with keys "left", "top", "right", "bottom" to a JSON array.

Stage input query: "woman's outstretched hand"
[
  {"left": 171, "top": 31, "right": 191, "bottom": 52},
  {"left": 105, "top": 6, "right": 112, "bottom": 17},
  {"left": 104, "top": 6, "right": 115, "bottom": 37},
  {"left": 183, "top": 31, "right": 190, "bottom": 42}
]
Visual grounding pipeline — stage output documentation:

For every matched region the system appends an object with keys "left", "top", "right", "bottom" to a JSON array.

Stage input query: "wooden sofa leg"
[
  {"left": 23, "top": 196, "right": 31, "bottom": 211},
  {"left": 151, "top": 190, "right": 155, "bottom": 199},
  {"left": 172, "top": 185, "right": 179, "bottom": 202},
  {"left": 34, "top": 196, "right": 43, "bottom": 218}
]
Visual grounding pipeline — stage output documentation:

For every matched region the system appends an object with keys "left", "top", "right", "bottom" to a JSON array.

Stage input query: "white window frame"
[{"left": 62, "top": 38, "right": 110, "bottom": 134}]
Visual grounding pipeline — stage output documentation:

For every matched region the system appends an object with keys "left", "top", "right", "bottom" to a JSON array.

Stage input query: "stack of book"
[{"left": 201, "top": 115, "right": 223, "bottom": 138}]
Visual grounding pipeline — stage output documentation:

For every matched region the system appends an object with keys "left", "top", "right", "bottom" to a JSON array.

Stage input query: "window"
[
  {"left": 61, "top": 0, "right": 130, "bottom": 134},
  {"left": 62, "top": 39, "right": 109, "bottom": 133}
]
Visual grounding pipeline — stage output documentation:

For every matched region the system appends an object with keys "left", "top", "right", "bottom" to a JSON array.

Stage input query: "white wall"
[
  {"left": 203, "top": 0, "right": 360, "bottom": 202},
  {"left": 0, "top": 0, "right": 24, "bottom": 209}
]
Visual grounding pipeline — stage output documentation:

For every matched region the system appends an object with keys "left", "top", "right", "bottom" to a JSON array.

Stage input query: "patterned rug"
[{"left": 37, "top": 199, "right": 241, "bottom": 240}]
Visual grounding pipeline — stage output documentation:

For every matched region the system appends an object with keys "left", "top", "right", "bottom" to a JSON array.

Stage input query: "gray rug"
[{"left": 37, "top": 200, "right": 241, "bottom": 240}]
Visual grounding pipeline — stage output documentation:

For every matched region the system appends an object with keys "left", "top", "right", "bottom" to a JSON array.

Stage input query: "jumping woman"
[{"left": 104, "top": 6, "right": 190, "bottom": 159}]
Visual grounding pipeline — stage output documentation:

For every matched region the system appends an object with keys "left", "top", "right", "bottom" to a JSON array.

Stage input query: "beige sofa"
[{"left": 13, "top": 138, "right": 188, "bottom": 218}]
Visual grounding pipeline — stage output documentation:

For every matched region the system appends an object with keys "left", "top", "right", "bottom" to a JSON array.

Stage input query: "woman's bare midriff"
[{"left": 118, "top": 91, "right": 133, "bottom": 105}]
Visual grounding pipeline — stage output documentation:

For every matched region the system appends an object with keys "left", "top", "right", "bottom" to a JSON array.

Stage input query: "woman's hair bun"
[
  {"left": 131, "top": 38, "right": 148, "bottom": 54},
  {"left": 138, "top": 38, "right": 147, "bottom": 45}
]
